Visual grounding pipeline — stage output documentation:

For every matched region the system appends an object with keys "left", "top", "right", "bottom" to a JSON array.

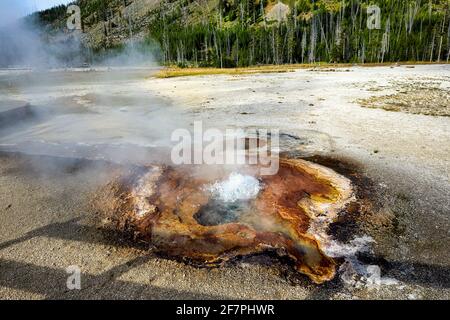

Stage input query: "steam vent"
[{"left": 96, "top": 158, "right": 353, "bottom": 284}]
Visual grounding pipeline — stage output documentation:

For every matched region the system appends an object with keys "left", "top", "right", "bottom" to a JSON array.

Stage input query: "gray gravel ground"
[{"left": 0, "top": 65, "right": 449, "bottom": 299}]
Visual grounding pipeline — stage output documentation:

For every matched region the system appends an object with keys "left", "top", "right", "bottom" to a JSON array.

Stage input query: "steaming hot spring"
[{"left": 94, "top": 152, "right": 354, "bottom": 284}]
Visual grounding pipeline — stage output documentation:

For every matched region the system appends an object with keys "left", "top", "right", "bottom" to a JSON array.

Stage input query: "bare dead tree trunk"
[
  {"left": 437, "top": 36, "right": 443, "bottom": 62},
  {"left": 430, "top": 29, "right": 436, "bottom": 62}
]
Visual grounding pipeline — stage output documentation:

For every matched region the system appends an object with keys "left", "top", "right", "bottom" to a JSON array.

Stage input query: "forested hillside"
[
  {"left": 149, "top": 0, "right": 450, "bottom": 67},
  {"left": 28, "top": 0, "right": 450, "bottom": 67}
]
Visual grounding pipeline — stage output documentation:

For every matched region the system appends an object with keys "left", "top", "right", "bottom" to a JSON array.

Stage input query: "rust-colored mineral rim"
[{"left": 96, "top": 157, "right": 353, "bottom": 284}]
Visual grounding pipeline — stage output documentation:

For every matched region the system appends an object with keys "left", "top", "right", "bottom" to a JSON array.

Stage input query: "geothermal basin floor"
[{"left": 0, "top": 65, "right": 449, "bottom": 299}]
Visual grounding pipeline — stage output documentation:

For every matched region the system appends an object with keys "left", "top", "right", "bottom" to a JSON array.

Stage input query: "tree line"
[{"left": 148, "top": 0, "right": 450, "bottom": 67}]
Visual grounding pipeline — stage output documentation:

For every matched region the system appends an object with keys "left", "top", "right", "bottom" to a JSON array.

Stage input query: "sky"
[{"left": 0, "top": 0, "right": 73, "bottom": 24}]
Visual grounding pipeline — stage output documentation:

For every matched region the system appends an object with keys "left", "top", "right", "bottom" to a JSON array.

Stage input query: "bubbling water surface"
[{"left": 207, "top": 172, "right": 261, "bottom": 203}]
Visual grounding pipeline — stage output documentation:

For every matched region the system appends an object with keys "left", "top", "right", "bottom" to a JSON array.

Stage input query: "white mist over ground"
[
  {"left": 0, "top": 68, "right": 184, "bottom": 166},
  {"left": 0, "top": 0, "right": 159, "bottom": 68},
  {"left": 0, "top": 0, "right": 169, "bottom": 164},
  {"left": 207, "top": 173, "right": 261, "bottom": 203},
  {"left": 0, "top": 0, "right": 83, "bottom": 69}
]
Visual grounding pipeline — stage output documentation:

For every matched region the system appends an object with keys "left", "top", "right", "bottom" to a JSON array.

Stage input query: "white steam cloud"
[{"left": 0, "top": 0, "right": 83, "bottom": 68}]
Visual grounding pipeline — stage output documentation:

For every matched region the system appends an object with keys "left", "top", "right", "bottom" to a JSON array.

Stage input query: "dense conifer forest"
[
  {"left": 149, "top": 0, "right": 450, "bottom": 67},
  {"left": 23, "top": 0, "right": 450, "bottom": 67}
]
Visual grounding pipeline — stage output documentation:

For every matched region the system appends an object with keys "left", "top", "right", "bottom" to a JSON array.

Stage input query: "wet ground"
[{"left": 0, "top": 65, "right": 449, "bottom": 299}]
